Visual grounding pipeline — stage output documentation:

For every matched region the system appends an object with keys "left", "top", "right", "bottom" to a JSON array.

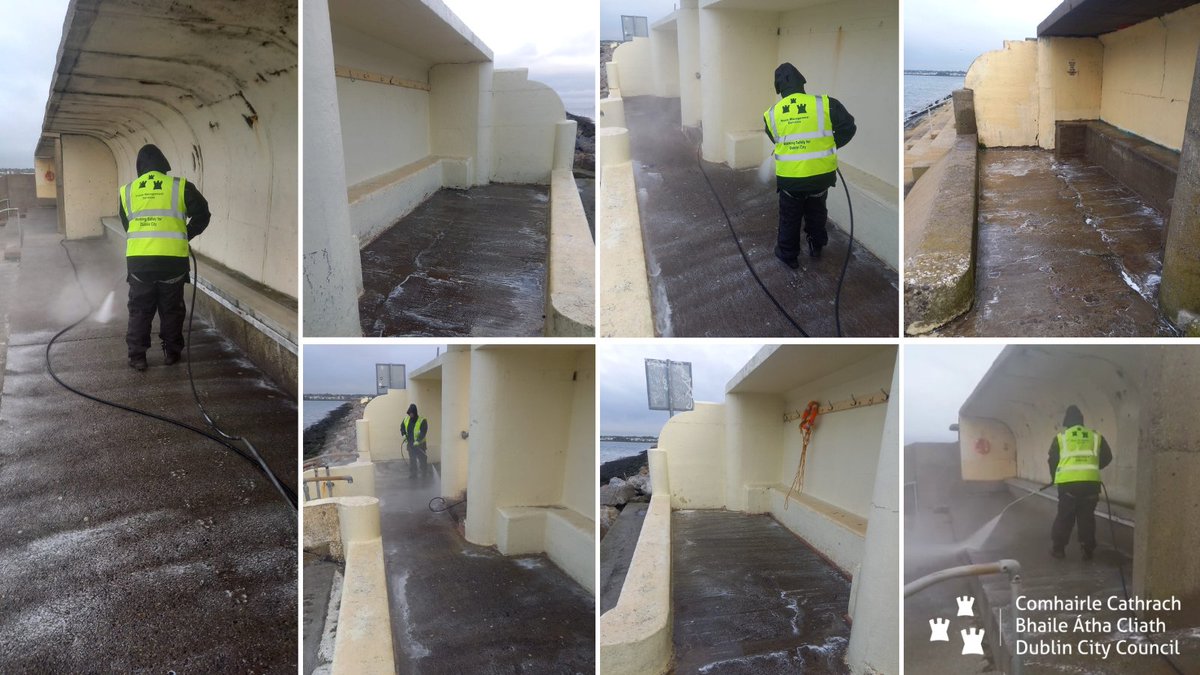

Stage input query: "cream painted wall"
[
  {"left": 332, "top": 21, "right": 432, "bottom": 188},
  {"left": 562, "top": 349, "right": 597, "bottom": 519},
  {"left": 966, "top": 40, "right": 1040, "bottom": 147},
  {"left": 1037, "top": 37, "right": 1104, "bottom": 149},
  {"left": 612, "top": 37, "right": 656, "bottom": 97},
  {"left": 1099, "top": 4, "right": 1200, "bottom": 151},
  {"left": 60, "top": 134, "right": 116, "bottom": 240},
  {"left": 430, "top": 62, "right": 492, "bottom": 187},
  {"left": 659, "top": 402, "right": 727, "bottom": 509},
  {"left": 651, "top": 29, "right": 681, "bottom": 98},
  {"left": 957, "top": 417, "right": 1018, "bottom": 481},
  {"left": 491, "top": 69, "right": 565, "bottom": 184},
  {"left": 699, "top": 8, "right": 778, "bottom": 165},
  {"left": 362, "top": 389, "right": 412, "bottom": 462},
  {"left": 676, "top": 5, "right": 703, "bottom": 127},
  {"left": 778, "top": 0, "right": 898, "bottom": 186},
  {"left": 34, "top": 157, "right": 56, "bottom": 199},
  {"left": 410, "top": 376, "right": 442, "bottom": 463},
  {"left": 440, "top": 346, "right": 472, "bottom": 498},
  {"left": 779, "top": 350, "right": 894, "bottom": 519},
  {"left": 724, "top": 392, "right": 785, "bottom": 512}
]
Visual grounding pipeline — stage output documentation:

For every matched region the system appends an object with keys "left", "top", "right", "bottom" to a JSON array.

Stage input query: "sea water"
[{"left": 905, "top": 74, "right": 966, "bottom": 116}]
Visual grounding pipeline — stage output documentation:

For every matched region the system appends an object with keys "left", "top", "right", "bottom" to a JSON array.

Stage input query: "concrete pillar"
[
  {"left": 59, "top": 134, "right": 116, "bottom": 240},
  {"left": 648, "top": 447, "right": 670, "bottom": 495},
  {"left": 677, "top": 0, "right": 702, "bottom": 128},
  {"left": 355, "top": 418, "right": 371, "bottom": 457},
  {"left": 952, "top": 89, "right": 977, "bottom": 136},
  {"left": 606, "top": 62, "right": 621, "bottom": 94},
  {"left": 699, "top": 8, "right": 776, "bottom": 165},
  {"left": 698, "top": 8, "right": 725, "bottom": 163},
  {"left": 465, "top": 349, "right": 502, "bottom": 546},
  {"left": 1160, "top": 45, "right": 1200, "bottom": 335},
  {"left": 600, "top": 97, "right": 626, "bottom": 129},
  {"left": 724, "top": 392, "right": 783, "bottom": 512},
  {"left": 440, "top": 345, "right": 471, "bottom": 498},
  {"left": 599, "top": 127, "right": 631, "bottom": 183},
  {"left": 846, "top": 358, "right": 900, "bottom": 674},
  {"left": 301, "top": 0, "right": 362, "bottom": 336},
  {"left": 1132, "top": 347, "right": 1200, "bottom": 627},
  {"left": 553, "top": 119, "right": 577, "bottom": 171},
  {"left": 337, "top": 496, "right": 382, "bottom": 545}
]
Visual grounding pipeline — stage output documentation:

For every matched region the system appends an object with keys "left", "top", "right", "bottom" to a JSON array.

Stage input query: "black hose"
[
  {"left": 695, "top": 142, "right": 856, "bottom": 337},
  {"left": 1100, "top": 482, "right": 1185, "bottom": 675},
  {"left": 47, "top": 239, "right": 296, "bottom": 509},
  {"left": 429, "top": 496, "right": 466, "bottom": 513}
]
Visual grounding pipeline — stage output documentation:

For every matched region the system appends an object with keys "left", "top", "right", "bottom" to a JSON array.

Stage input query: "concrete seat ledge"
[
  {"left": 546, "top": 168, "right": 596, "bottom": 336},
  {"left": 755, "top": 484, "right": 866, "bottom": 575},
  {"left": 599, "top": 493, "right": 672, "bottom": 675},
  {"left": 495, "top": 504, "right": 595, "bottom": 594},
  {"left": 346, "top": 156, "right": 447, "bottom": 246},
  {"left": 904, "top": 134, "right": 979, "bottom": 335}
]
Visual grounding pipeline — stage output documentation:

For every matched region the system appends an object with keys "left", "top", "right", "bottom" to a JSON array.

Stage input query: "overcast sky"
[
  {"left": 599, "top": 0, "right": 679, "bottom": 42},
  {"left": 304, "top": 344, "right": 445, "bottom": 394},
  {"left": 600, "top": 342, "right": 764, "bottom": 436},
  {"left": 904, "top": 344, "right": 1004, "bottom": 445},
  {"left": 443, "top": 0, "right": 597, "bottom": 120},
  {"left": 0, "top": 0, "right": 70, "bottom": 168},
  {"left": 905, "top": 0, "right": 1062, "bottom": 71}
]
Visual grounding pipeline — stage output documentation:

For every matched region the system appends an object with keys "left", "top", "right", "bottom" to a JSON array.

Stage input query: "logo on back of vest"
[
  {"left": 153, "top": 180, "right": 164, "bottom": 190},
  {"left": 138, "top": 181, "right": 147, "bottom": 189}
]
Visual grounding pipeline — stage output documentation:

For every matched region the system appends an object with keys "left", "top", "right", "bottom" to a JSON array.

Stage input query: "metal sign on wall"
[
  {"left": 645, "top": 358, "right": 694, "bottom": 416},
  {"left": 375, "top": 363, "right": 406, "bottom": 394},
  {"left": 621, "top": 14, "right": 649, "bottom": 41}
]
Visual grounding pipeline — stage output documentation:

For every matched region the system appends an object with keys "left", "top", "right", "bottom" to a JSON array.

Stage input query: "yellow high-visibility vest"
[
  {"left": 764, "top": 93, "right": 838, "bottom": 179},
  {"left": 404, "top": 416, "right": 428, "bottom": 447},
  {"left": 1055, "top": 425, "right": 1102, "bottom": 484},
  {"left": 119, "top": 171, "right": 189, "bottom": 258}
]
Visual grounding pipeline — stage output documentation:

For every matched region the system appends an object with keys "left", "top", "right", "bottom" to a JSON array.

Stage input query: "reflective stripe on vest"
[
  {"left": 1055, "top": 425, "right": 1102, "bottom": 484},
  {"left": 764, "top": 94, "right": 838, "bottom": 179},
  {"left": 405, "top": 416, "right": 427, "bottom": 446},
  {"left": 120, "top": 172, "right": 189, "bottom": 258}
]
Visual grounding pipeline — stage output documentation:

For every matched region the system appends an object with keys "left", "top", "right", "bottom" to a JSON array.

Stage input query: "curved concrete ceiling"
[
  {"left": 1038, "top": 0, "right": 1199, "bottom": 37},
  {"left": 330, "top": 0, "right": 491, "bottom": 64},
  {"left": 42, "top": 0, "right": 297, "bottom": 140}
]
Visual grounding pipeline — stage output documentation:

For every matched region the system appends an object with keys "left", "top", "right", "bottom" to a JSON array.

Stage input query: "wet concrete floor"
[
  {"left": 599, "top": 501, "right": 648, "bottom": 614},
  {"left": 359, "top": 185, "right": 549, "bottom": 337},
  {"left": 671, "top": 510, "right": 851, "bottom": 674},
  {"left": 625, "top": 96, "right": 898, "bottom": 337},
  {"left": 905, "top": 447, "right": 1200, "bottom": 674},
  {"left": 375, "top": 460, "right": 594, "bottom": 674},
  {"left": 303, "top": 555, "right": 338, "bottom": 675},
  {"left": 0, "top": 209, "right": 298, "bottom": 671},
  {"left": 933, "top": 148, "right": 1177, "bottom": 337}
]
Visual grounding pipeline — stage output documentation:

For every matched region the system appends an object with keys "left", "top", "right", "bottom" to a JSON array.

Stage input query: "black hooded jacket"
[
  {"left": 1047, "top": 406, "right": 1112, "bottom": 487},
  {"left": 118, "top": 144, "right": 211, "bottom": 280},
  {"left": 764, "top": 63, "right": 857, "bottom": 194}
]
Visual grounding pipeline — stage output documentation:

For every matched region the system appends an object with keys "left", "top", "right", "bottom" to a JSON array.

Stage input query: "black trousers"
[
  {"left": 1052, "top": 483, "right": 1100, "bottom": 552},
  {"left": 409, "top": 444, "right": 429, "bottom": 477},
  {"left": 127, "top": 276, "right": 186, "bottom": 359},
  {"left": 777, "top": 189, "right": 829, "bottom": 261}
]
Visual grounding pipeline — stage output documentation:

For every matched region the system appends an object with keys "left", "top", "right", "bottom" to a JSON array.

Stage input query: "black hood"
[
  {"left": 1063, "top": 405, "right": 1084, "bottom": 427},
  {"left": 407, "top": 403, "right": 418, "bottom": 417},
  {"left": 774, "top": 63, "right": 807, "bottom": 97},
  {"left": 136, "top": 144, "right": 171, "bottom": 176}
]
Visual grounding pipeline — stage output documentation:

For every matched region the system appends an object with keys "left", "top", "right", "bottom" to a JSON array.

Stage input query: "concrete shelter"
[
  {"left": 601, "top": 344, "right": 900, "bottom": 674},
  {"left": 303, "top": 0, "right": 593, "bottom": 337}
]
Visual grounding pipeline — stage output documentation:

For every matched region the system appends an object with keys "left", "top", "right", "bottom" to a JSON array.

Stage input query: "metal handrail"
[
  {"left": 302, "top": 473, "right": 354, "bottom": 501},
  {"left": 905, "top": 559, "right": 1023, "bottom": 675}
]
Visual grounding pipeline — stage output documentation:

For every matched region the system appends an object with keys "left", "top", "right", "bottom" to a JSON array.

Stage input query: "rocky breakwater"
[{"left": 600, "top": 454, "right": 652, "bottom": 539}]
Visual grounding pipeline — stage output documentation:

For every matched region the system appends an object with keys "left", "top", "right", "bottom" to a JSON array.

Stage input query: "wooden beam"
[
  {"left": 783, "top": 389, "right": 891, "bottom": 423},
  {"left": 334, "top": 65, "right": 430, "bottom": 92}
]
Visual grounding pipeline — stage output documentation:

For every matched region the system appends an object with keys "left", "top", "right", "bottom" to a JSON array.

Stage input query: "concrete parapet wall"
[
  {"left": 545, "top": 168, "right": 595, "bottom": 336},
  {"left": 610, "top": 38, "right": 655, "bottom": 98},
  {"left": 599, "top": 493, "right": 672, "bottom": 675},
  {"left": 659, "top": 403, "right": 726, "bottom": 509},
  {"left": 492, "top": 69, "right": 565, "bottom": 184},
  {"left": 966, "top": 40, "right": 1040, "bottom": 147},
  {"left": 903, "top": 135, "right": 979, "bottom": 335},
  {"left": 598, "top": 149, "right": 653, "bottom": 337},
  {"left": 495, "top": 506, "right": 595, "bottom": 594},
  {"left": 303, "top": 461, "right": 377, "bottom": 501},
  {"left": 321, "top": 496, "right": 395, "bottom": 675}
]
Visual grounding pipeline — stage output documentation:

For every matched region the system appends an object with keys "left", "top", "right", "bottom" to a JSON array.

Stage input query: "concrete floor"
[
  {"left": 599, "top": 502, "right": 648, "bottom": 614},
  {"left": 303, "top": 555, "right": 338, "bottom": 675},
  {"left": 933, "top": 149, "right": 1177, "bottom": 337},
  {"left": 375, "top": 460, "right": 595, "bottom": 674},
  {"left": 0, "top": 209, "right": 298, "bottom": 671},
  {"left": 671, "top": 511, "right": 851, "bottom": 674},
  {"left": 906, "top": 445, "right": 1200, "bottom": 674},
  {"left": 358, "top": 185, "right": 549, "bottom": 337},
  {"left": 625, "top": 96, "right": 898, "bottom": 337}
]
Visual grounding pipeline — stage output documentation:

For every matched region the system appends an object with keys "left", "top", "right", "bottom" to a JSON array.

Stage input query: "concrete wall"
[
  {"left": 491, "top": 69, "right": 565, "bottom": 184},
  {"left": 779, "top": 350, "right": 894, "bottom": 519},
  {"left": 659, "top": 403, "right": 727, "bottom": 510},
  {"left": 699, "top": 8, "right": 777, "bottom": 166},
  {"left": 611, "top": 37, "right": 656, "bottom": 97},
  {"left": 60, "top": 135, "right": 116, "bottom": 240},
  {"left": 332, "top": 21, "right": 432, "bottom": 188},
  {"left": 0, "top": 174, "right": 40, "bottom": 213},
  {"left": 966, "top": 40, "right": 1040, "bottom": 147},
  {"left": 430, "top": 62, "right": 493, "bottom": 187},
  {"left": 361, "top": 388, "right": 414, "bottom": 462},
  {"left": 676, "top": 3, "right": 703, "bottom": 127},
  {"left": 1037, "top": 37, "right": 1104, "bottom": 150},
  {"left": 650, "top": 28, "right": 681, "bottom": 98},
  {"left": 1099, "top": 4, "right": 1200, "bottom": 152},
  {"left": 34, "top": 159, "right": 56, "bottom": 200},
  {"left": 957, "top": 417, "right": 1018, "bottom": 481}
]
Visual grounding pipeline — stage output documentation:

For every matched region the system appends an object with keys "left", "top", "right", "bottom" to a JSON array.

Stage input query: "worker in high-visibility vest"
[
  {"left": 401, "top": 403, "right": 430, "bottom": 478},
  {"left": 763, "top": 63, "right": 856, "bottom": 268},
  {"left": 1048, "top": 405, "right": 1112, "bottom": 560},
  {"left": 117, "top": 144, "right": 210, "bottom": 371}
]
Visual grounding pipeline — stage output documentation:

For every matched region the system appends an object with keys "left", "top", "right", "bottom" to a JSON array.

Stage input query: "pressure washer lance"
[{"left": 46, "top": 239, "right": 296, "bottom": 510}]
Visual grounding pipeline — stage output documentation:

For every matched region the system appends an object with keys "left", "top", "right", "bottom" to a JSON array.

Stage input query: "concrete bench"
[
  {"left": 346, "top": 156, "right": 473, "bottom": 246},
  {"left": 599, "top": 493, "right": 672, "bottom": 675},
  {"left": 1056, "top": 120, "right": 1180, "bottom": 216},
  {"left": 903, "top": 134, "right": 979, "bottom": 335},
  {"left": 495, "top": 504, "right": 595, "bottom": 594},
  {"left": 748, "top": 484, "right": 866, "bottom": 576}
]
